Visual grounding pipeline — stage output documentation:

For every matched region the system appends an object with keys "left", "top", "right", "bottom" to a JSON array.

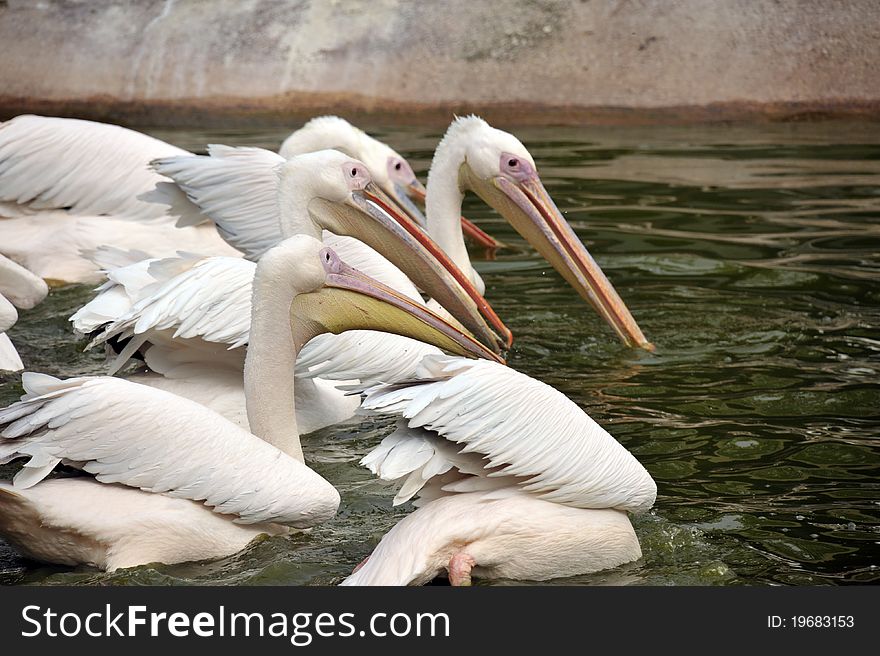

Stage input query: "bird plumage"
[
  {"left": 343, "top": 354, "right": 656, "bottom": 585},
  {"left": 0, "top": 115, "right": 240, "bottom": 284}
]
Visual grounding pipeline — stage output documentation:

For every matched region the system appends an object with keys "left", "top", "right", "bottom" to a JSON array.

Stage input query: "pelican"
[
  {"left": 280, "top": 115, "right": 501, "bottom": 249},
  {"left": 71, "top": 150, "right": 504, "bottom": 433},
  {"left": 147, "top": 116, "right": 649, "bottom": 348},
  {"left": 0, "top": 234, "right": 497, "bottom": 571},
  {"left": 0, "top": 255, "right": 48, "bottom": 372},
  {"left": 422, "top": 116, "right": 651, "bottom": 348},
  {"left": 0, "top": 115, "right": 239, "bottom": 285},
  {"left": 342, "top": 354, "right": 656, "bottom": 586}
]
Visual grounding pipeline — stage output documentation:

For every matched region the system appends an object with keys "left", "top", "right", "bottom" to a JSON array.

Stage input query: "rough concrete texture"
[{"left": 0, "top": 0, "right": 878, "bottom": 125}]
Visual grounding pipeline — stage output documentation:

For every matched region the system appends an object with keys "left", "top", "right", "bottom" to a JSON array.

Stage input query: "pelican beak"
[
  {"left": 407, "top": 183, "right": 505, "bottom": 251},
  {"left": 461, "top": 162, "right": 653, "bottom": 351},
  {"left": 407, "top": 178, "right": 427, "bottom": 197},
  {"left": 388, "top": 178, "right": 428, "bottom": 227},
  {"left": 460, "top": 217, "right": 503, "bottom": 251},
  {"left": 291, "top": 248, "right": 505, "bottom": 364},
  {"left": 309, "top": 183, "right": 512, "bottom": 352}
]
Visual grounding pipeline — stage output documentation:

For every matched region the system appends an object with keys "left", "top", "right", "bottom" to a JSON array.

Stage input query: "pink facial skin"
[
  {"left": 387, "top": 156, "right": 418, "bottom": 186},
  {"left": 344, "top": 161, "right": 372, "bottom": 191},
  {"left": 500, "top": 151, "right": 537, "bottom": 182}
]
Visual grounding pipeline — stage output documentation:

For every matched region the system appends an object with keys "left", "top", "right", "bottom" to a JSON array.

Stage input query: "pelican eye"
[
  {"left": 508, "top": 158, "right": 519, "bottom": 168},
  {"left": 394, "top": 162, "right": 402, "bottom": 171},
  {"left": 319, "top": 247, "right": 344, "bottom": 273},
  {"left": 350, "top": 168, "right": 358, "bottom": 177}
]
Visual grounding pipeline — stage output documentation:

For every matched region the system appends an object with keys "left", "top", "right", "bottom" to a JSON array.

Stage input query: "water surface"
[{"left": 1, "top": 122, "right": 878, "bottom": 586}]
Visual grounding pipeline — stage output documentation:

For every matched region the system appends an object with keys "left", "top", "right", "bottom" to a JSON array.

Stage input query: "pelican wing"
[
  {"left": 79, "top": 255, "right": 255, "bottom": 352},
  {"left": 359, "top": 421, "right": 508, "bottom": 506},
  {"left": 359, "top": 355, "right": 657, "bottom": 513},
  {"left": 71, "top": 255, "right": 171, "bottom": 335},
  {"left": 151, "top": 146, "right": 286, "bottom": 259},
  {"left": 71, "top": 249, "right": 213, "bottom": 337},
  {"left": 74, "top": 233, "right": 434, "bottom": 382},
  {"left": 0, "top": 373, "right": 339, "bottom": 526},
  {"left": 0, "top": 115, "right": 202, "bottom": 223}
]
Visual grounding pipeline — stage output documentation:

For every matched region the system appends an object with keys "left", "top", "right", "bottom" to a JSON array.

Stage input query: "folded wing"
[
  {"left": 0, "top": 115, "right": 202, "bottom": 224},
  {"left": 0, "top": 373, "right": 339, "bottom": 526},
  {"left": 359, "top": 355, "right": 657, "bottom": 513}
]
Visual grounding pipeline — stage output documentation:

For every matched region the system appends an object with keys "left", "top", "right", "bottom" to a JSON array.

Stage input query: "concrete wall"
[{"left": 0, "top": 0, "right": 878, "bottom": 125}]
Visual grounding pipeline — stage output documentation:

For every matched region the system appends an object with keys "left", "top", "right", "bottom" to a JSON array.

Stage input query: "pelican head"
[
  {"left": 279, "top": 116, "right": 428, "bottom": 225},
  {"left": 267, "top": 234, "right": 504, "bottom": 364},
  {"left": 442, "top": 116, "right": 652, "bottom": 350},
  {"left": 276, "top": 150, "right": 510, "bottom": 353}
]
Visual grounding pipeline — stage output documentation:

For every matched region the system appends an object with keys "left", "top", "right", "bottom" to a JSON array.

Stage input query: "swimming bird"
[
  {"left": 71, "top": 150, "right": 503, "bottom": 433},
  {"left": 279, "top": 115, "right": 501, "bottom": 249},
  {"left": 0, "top": 234, "right": 497, "bottom": 571},
  {"left": 0, "top": 115, "right": 240, "bottom": 285},
  {"left": 342, "top": 354, "right": 656, "bottom": 585},
  {"left": 423, "top": 116, "right": 651, "bottom": 349},
  {"left": 0, "top": 255, "right": 48, "bottom": 372}
]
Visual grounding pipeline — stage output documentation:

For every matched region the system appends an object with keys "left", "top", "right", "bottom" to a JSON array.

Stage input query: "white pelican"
[
  {"left": 147, "top": 116, "right": 649, "bottom": 348},
  {"left": 423, "top": 116, "right": 651, "bottom": 348},
  {"left": 342, "top": 354, "right": 656, "bottom": 586},
  {"left": 0, "top": 115, "right": 239, "bottom": 285},
  {"left": 280, "top": 115, "right": 501, "bottom": 249},
  {"left": 0, "top": 255, "right": 49, "bottom": 372},
  {"left": 71, "top": 150, "right": 503, "bottom": 433},
  {"left": 0, "top": 234, "right": 497, "bottom": 571}
]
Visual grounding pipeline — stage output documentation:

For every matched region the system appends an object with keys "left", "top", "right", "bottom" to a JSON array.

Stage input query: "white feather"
[
  {"left": 0, "top": 333, "right": 23, "bottom": 373},
  {"left": 0, "top": 374, "right": 339, "bottom": 526},
  {"left": 0, "top": 115, "right": 202, "bottom": 224},
  {"left": 150, "top": 146, "right": 286, "bottom": 259},
  {"left": 359, "top": 355, "right": 657, "bottom": 513}
]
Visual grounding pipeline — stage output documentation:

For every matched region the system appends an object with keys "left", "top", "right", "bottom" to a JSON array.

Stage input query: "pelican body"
[
  {"left": 344, "top": 492, "right": 641, "bottom": 586},
  {"left": 342, "top": 355, "right": 656, "bottom": 586}
]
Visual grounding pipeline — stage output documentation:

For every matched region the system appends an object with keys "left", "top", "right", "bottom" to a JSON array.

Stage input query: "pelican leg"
[{"left": 448, "top": 552, "right": 476, "bottom": 586}]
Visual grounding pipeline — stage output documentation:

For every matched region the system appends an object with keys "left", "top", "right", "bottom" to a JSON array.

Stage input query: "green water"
[{"left": 1, "top": 122, "right": 878, "bottom": 586}]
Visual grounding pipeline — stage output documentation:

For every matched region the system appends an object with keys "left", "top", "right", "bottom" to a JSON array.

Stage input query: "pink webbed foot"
[{"left": 448, "top": 552, "right": 476, "bottom": 586}]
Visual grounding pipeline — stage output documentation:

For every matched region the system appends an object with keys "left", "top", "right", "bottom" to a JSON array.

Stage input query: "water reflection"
[{"left": 1, "top": 121, "right": 878, "bottom": 585}]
